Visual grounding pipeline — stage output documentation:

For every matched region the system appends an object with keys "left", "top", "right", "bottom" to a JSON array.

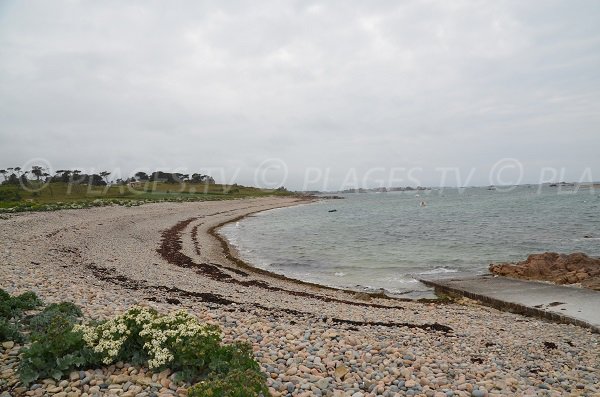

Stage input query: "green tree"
[
  {"left": 70, "top": 170, "right": 82, "bottom": 184},
  {"left": 135, "top": 171, "right": 149, "bottom": 181},
  {"left": 31, "top": 166, "right": 44, "bottom": 181},
  {"left": 99, "top": 171, "right": 111, "bottom": 185}
]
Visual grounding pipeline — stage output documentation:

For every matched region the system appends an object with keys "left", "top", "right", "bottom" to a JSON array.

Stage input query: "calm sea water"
[{"left": 220, "top": 186, "right": 600, "bottom": 298}]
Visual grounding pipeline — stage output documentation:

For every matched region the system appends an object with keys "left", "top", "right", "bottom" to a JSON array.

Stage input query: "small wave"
[
  {"left": 334, "top": 272, "right": 346, "bottom": 277},
  {"left": 418, "top": 267, "right": 458, "bottom": 275},
  {"left": 393, "top": 278, "right": 419, "bottom": 284},
  {"left": 271, "top": 261, "right": 317, "bottom": 269},
  {"left": 378, "top": 275, "right": 420, "bottom": 284}
]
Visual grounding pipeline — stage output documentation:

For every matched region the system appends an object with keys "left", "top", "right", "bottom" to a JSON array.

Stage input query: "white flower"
[{"left": 75, "top": 305, "right": 219, "bottom": 369}]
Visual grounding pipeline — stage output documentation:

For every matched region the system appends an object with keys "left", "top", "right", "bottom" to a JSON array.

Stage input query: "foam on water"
[{"left": 418, "top": 267, "right": 459, "bottom": 275}]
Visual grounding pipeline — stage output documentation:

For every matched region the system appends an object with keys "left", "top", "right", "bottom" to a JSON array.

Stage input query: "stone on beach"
[
  {"left": 489, "top": 252, "right": 600, "bottom": 290},
  {"left": 1, "top": 198, "right": 599, "bottom": 396}
]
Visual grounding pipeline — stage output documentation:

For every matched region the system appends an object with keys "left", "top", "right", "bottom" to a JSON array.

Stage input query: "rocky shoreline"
[
  {"left": 489, "top": 252, "right": 600, "bottom": 291},
  {"left": 1, "top": 197, "right": 599, "bottom": 396}
]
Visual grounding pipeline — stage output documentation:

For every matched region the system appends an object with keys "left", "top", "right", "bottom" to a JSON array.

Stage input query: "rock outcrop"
[{"left": 489, "top": 252, "right": 600, "bottom": 291}]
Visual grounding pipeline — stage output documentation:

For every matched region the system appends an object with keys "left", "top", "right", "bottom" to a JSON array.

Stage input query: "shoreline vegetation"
[
  {"left": 1, "top": 197, "right": 599, "bottom": 396},
  {"left": 0, "top": 166, "right": 297, "bottom": 213},
  {"left": 1, "top": 291, "right": 268, "bottom": 396}
]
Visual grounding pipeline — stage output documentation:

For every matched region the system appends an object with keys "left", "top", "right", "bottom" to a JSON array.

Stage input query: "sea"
[{"left": 220, "top": 186, "right": 600, "bottom": 298}]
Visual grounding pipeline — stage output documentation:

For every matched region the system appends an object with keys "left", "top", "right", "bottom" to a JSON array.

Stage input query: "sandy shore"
[{"left": 1, "top": 197, "right": 599, "bottom": 397}]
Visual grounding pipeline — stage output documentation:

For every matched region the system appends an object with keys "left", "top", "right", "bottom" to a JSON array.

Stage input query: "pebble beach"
[{"left": 1, "top": 197, "right": 599, "bottom": 397}]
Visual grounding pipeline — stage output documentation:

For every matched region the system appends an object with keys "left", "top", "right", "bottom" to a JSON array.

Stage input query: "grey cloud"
[{"left": 0, "top": 0, "right": 599, "bottom": 190}]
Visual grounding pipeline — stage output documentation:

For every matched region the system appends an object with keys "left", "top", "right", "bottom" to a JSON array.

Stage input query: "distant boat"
[
  {"left": 419, "top": 201, "right": 427, "bottom": 207},
  {"left": 328, "top": 209, "right": 337, "bottom": 213}
]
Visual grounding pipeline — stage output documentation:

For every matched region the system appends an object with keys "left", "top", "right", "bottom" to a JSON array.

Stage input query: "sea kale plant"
[
  {"left": 0, "top": 288, "right": 43, "bottom": 342},
  {"left": 0, "top": 290, "right": 43, "bottom": 318},
  {"left": 74, "top": 306, "right": 223, "bottom": 376},
  {"left": 189, "top": 343, "right": 270, "bottom": 397},
  {"left": 74, "top": 306, "right": 268, "bottom": 393},
  {"left": 26, "top": 301, "right": 83, "bottom": 334},
  {"left": 2, "top": 291, "right": 268, "bottom": 396},
  {"left": 18, "top": 314, "right": 99, "bottom": 384}
]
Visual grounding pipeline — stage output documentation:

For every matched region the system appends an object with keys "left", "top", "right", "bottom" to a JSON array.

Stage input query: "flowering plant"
[
  {"left": 17, "top": 301, "right": 268, "bottom": 394},
  {"left": 74, "top": 306, "right": 222, "bottom": 379}
]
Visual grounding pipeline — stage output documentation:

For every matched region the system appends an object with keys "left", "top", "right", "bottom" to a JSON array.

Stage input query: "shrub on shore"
[
  {"left": 0, "top": 290, "right": 43, "bottom": 318},
  {"left": 0, "top": 196, "right": 236, "bottom": 213},
  {"left": 0, "top": 318, "right": 22, "bottom": 343},
  {"left": 74, "top": 306, "right": 268, "bottom": 394},
  {"left": 26, "top": 301, "right": 83, "bottom": 334},
  {"left": 18, "top": 314, "right": 99, "bottom": 384},
  {"left": 0, "top": 289, "right": 268, "bottom": 396},
  {"left": 188, "top": 343, "right": 269, "bottom": 397},
  {"left": 74, "top": 306, "right": 223, "bottom": 376},
  {"left": 0, "top": 289, "right": 43, "bottom": 342}
]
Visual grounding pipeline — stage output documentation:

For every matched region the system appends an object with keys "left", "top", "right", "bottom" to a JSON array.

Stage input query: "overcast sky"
[{"left": 1, "top": 1, "right": 599, "bottom": 190}]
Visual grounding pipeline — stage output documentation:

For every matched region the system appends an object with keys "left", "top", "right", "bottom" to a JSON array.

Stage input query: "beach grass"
[{"left": 0, "top": 181, "right": 295, "bottom": 211}]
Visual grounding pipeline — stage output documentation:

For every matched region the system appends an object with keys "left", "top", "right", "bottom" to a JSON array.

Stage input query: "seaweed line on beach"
[
  {"left": 84, "top": 263, "right": 454, "bottom": 334},
  {"left": 158, "top": 214, "right": 417, "bottom": 311},
  {"left": 190, "top": 222, "right": 249, "bottom": 277},
  {"left": 208, "top": 206, "right": 451, "bottom": 306}
]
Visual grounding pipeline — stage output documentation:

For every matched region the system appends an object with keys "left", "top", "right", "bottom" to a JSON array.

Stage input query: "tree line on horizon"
[{"left": 0, "top": 167, "right": 216, "bottom": 187}]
